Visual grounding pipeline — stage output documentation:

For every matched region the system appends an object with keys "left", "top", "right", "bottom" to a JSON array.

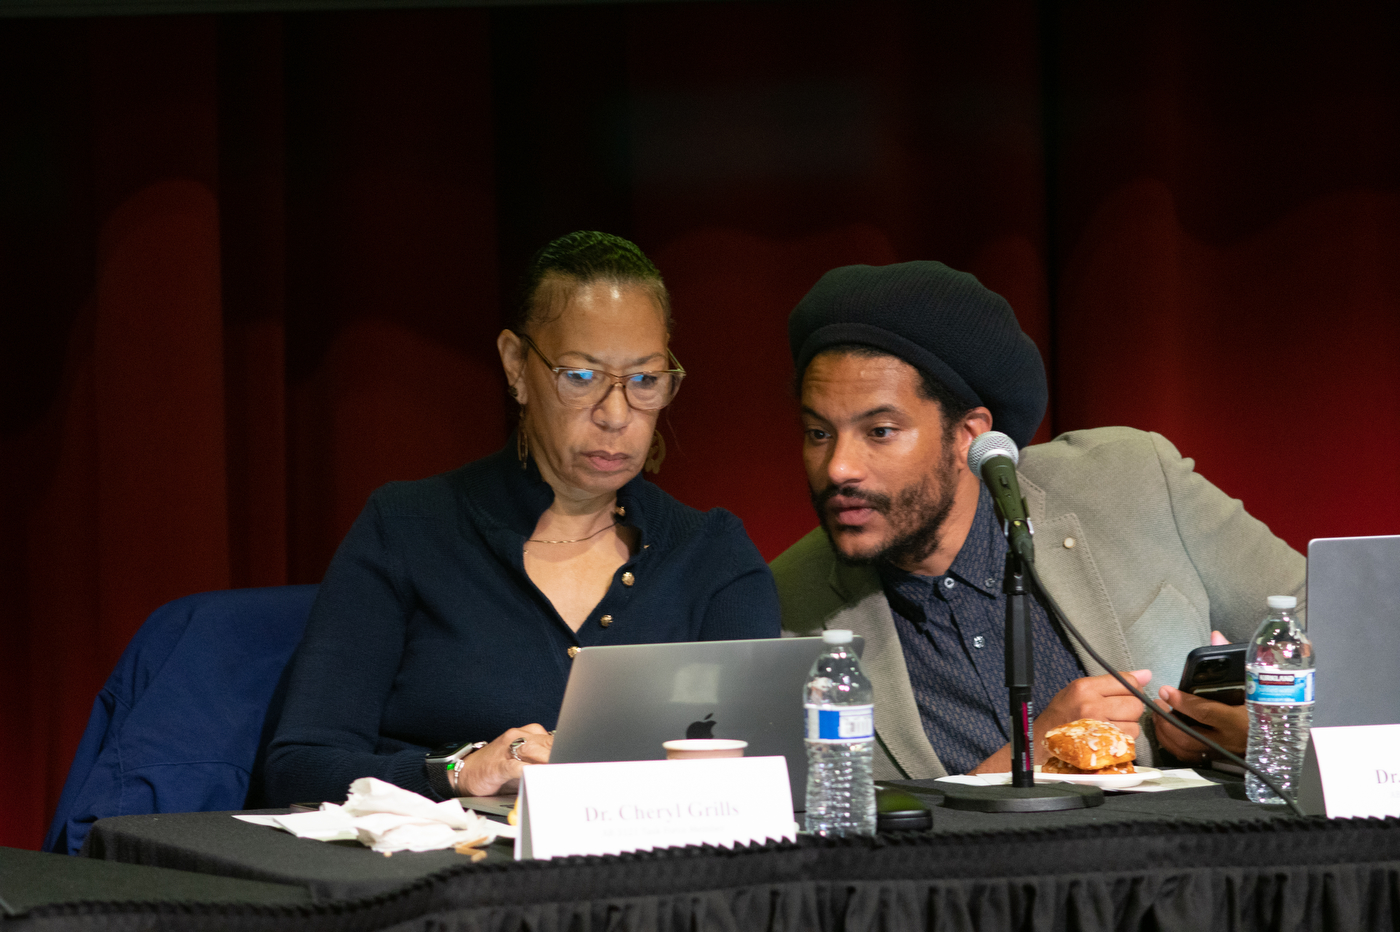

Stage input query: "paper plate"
[{"left": 1031, "top": 765, "right": 1162, "bottom": 789}]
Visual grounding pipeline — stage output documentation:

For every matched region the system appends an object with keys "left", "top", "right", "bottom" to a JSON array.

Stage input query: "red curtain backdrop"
[{"left": 1, "top": 1, "right": 1396, "bottom": 850}]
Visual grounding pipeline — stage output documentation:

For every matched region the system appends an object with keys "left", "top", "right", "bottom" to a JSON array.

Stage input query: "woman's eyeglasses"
[{"left": 516, "top": 332, "right": 685, "bottom": 411}]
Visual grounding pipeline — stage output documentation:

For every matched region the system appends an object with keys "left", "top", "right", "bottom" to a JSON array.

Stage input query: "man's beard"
[{"left": 810, "top": 447, "right": 959, "bottom": 570}]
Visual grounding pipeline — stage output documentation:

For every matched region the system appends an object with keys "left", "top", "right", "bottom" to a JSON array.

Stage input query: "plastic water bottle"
[
  {"left": 804, "top": 629, "right": 876, "bottom": 836},
  {"left": 1244, "top": 595, "right": 1314, "bottom": 804}
]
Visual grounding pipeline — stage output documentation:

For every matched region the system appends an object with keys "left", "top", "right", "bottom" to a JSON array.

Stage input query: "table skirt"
[{"left": 14, "top": 815, "right": 1400, "bottom": 932}]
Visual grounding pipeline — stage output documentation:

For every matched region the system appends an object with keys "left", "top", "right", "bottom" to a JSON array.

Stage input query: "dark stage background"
[{"left": 2, "top": 1, "right": 1398, "bottom": 850}]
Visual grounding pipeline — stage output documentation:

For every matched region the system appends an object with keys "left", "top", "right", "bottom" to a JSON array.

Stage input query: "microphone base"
[{"left": 935, "top": 782, "right": 1104, "bottom": 812}]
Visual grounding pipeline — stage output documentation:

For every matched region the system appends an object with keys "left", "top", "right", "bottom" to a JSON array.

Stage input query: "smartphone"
[{"left": 1177, "top": 643, "right": 1247, "bottom": 706}]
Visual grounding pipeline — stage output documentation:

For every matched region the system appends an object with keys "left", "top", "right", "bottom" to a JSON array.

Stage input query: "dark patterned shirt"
[{"left": 880, "top": 485, "right": 1086, "bottom": 775}]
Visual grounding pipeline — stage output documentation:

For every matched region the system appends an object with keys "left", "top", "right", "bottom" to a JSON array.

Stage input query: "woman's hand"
[
  {"left": 452, "top": 724, "right": 553, "bottom": 797},
  {"left": 1153, "top": 631, "right": 1249, "bottom": 763}
]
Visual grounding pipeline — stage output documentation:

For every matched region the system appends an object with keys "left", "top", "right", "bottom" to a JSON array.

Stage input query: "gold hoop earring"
[{"left": 644, "top": 430, "right": 666, "bottom": 474}]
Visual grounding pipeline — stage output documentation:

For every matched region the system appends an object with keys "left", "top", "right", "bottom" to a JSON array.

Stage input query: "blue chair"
[{"left": 43, "top": 585, "right": 319, "bottom": 855}]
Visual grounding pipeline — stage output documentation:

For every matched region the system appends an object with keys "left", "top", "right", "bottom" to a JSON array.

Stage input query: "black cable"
[{"left": 1021, "top": 558, "right": 1308, "bottom": 819}]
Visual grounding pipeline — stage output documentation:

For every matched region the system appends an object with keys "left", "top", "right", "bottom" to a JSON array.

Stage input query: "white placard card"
[
  {"left": 1297, "top": 724, "right": 1400, "bottom": 818},
  {"left": 514, "top": 756, "right": 795, "bottom": 860}
]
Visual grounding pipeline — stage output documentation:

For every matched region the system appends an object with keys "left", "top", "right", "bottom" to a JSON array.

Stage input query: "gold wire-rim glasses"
[{"left": 515, "top": 331, "right": 686, "bottom": 411}]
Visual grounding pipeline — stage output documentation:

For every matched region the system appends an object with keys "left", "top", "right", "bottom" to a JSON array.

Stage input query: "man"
[{"left": 771, "top": 261, "right": 1304, "bottom": 779}]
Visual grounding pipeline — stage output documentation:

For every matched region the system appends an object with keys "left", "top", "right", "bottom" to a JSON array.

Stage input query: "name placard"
[
  {"left": 514, "top": 756, "right": 795, "bottom": 860},
  {"left": 1298, "top": 724, "right": 1400, "bottom": 818}
]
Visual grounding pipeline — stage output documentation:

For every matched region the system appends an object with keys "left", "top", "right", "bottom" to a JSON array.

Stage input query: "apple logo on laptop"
[{"left": 686, "top": 713, "right": 716, "bottom": 739}]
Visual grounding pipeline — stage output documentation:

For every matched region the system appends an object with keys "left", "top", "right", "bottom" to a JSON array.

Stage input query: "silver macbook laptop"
[
  {"left": 549, "top": 635, "right": 862, "bottom": 808},
  {"left": 1306, "top": 534, "right": 1400, "bottom": 728}
]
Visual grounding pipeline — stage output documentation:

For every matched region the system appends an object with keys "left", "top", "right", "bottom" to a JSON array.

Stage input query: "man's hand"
[
  {"left": 1033, "top": 668, "right": 1153, "bottom": 747},
  {"left": 1153, "top": 686, "right": 1248, "bottom": 761},
  {"left": 1153, "top": 630, "right": 1249, "bottom": 762},
  {"left": 970, "top": 670, "right": 1151, "bottom": 773}
]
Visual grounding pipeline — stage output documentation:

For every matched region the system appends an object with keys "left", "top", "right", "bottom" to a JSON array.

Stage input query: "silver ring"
[{"left": 509, "top": 737, "right": 527, "bottom": 762}]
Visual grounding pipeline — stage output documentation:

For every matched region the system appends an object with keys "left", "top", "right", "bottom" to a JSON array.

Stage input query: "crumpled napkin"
[{"left": 234, "top": 777, "right": 506, "bottom": 853}]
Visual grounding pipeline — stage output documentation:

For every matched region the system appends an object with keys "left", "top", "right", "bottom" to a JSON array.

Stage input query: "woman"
[{"left": 265, "top": 232, "right": 781, "bottom": 805}]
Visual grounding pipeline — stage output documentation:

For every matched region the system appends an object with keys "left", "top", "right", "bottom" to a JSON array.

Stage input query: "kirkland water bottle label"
[
  {"left": 1245, "top": 668, "right": 1315, "bottom": 704},
  {"left": 805, "top": 704, "right": 874, "bottom": 742}
]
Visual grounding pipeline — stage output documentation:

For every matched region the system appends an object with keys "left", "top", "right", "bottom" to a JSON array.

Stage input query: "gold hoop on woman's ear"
[{"left": 644, "top": 430, "right": 666, "bottom": 474}]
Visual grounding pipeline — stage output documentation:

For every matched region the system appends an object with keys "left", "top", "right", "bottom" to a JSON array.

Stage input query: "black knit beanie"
[{"left": 789, "top": 261, "right": 1048, "bottom": 449}]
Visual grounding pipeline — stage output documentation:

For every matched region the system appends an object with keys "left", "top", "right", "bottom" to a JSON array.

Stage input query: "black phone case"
[{"left": 1177, "top": 643, "right": 1248, "bottom": 711}]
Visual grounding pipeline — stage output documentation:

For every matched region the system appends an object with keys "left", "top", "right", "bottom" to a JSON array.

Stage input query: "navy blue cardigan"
[{"left": 265, "top": 445, "right": 780, "bottom": 805}]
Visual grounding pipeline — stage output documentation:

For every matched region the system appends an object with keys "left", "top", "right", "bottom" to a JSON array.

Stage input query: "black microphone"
[{"left": 968, "top": 431, "right": 1035, "bottom": 563}]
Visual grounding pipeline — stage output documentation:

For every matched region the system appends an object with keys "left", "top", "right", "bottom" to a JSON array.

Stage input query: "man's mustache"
[{"left": 811, "top": 484, "right": 893, "bottom": 514}]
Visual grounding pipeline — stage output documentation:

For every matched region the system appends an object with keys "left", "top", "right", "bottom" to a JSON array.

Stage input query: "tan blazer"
[{"left": 771, "top": 427, "right": 1306, "bottom": 779}]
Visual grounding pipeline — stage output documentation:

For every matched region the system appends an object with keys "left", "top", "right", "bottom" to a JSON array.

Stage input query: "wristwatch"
[{"left": 425, "top": 740, "right": 488, "bottom": 798}]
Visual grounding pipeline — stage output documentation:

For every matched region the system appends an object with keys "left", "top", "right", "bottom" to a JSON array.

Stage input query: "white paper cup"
[{"left": 662, "top": 739, "right": 748, "bottom": 760}]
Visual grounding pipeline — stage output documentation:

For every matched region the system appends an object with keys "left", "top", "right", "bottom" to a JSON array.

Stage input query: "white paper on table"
[
  {"left": 934, "top": 775, "right": 990, "bottom": 787},
  {"left": 1120, "top": 768, "right": 1217, "bottom": 793},
  {"left": 233, "top": 809, "right": 357, "bottom": 841}
]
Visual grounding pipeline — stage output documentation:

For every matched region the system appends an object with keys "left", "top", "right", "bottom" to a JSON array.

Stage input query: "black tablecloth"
[
  {"left": 10, "top": 781, "right": 1399, "bottom": 932},
  {"left": 76, "top": 778, "right": 1293, "bottom": 901},
  {"left": 0, "top": 846, "right": 311, "bottom": 913},
  {"left": 78, "top": 807, "right": 515, "bottom": 901}
]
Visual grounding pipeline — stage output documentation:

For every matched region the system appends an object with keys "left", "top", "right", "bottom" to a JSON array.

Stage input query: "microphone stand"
[
  {"left": 1005, "top": 551, "right": 1035, "bottom": 789},
  {"left": 932, "top": 519, "right": 1104, "bottom": 812}
]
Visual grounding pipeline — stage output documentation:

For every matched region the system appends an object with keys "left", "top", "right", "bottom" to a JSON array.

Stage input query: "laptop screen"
[
  {"left": 549, "top": 635, "right": 863, "bottom": 807},
  {"left": 1306, "top": 535, "right": 1400, "bottom": 728}
]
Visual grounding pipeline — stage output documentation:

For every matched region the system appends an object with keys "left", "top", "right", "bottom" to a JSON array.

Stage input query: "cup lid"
[{"left": 662, "top": 739, "right": 748, "bottom": 750}]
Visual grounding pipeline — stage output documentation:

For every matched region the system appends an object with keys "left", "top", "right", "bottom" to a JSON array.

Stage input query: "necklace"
[
  {"left": 526, "top": 522, "right": 618, "bottom": 546},
  {"left": 524, "top": 505, "right": 626, "bottom": 553}
]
